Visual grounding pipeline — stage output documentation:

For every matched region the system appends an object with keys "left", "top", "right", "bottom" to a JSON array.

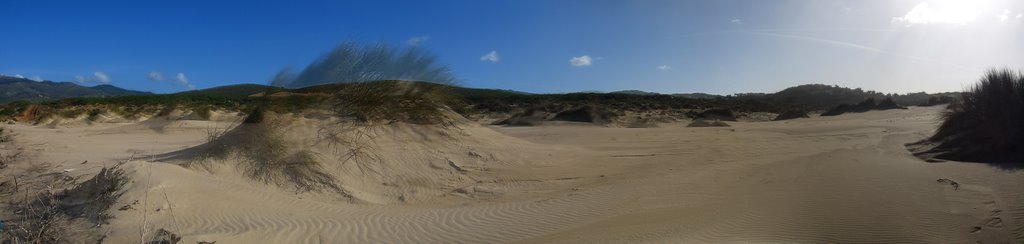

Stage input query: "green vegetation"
[
  {"left": 766, "top": 84, "right": 956, "bottom": 111},
  {"left": 549, "top": 105, "right": 620, "bottom": 124},
  {"left": 0, "top": 80, "right": 961, "bottom": 125},
  {"left": 773, "top": 110, "right": 810, "bottom": 121},
  {"left": 276, "top": 42, "right": 457, "bottom": 88},
  {"left": 820, "top": 97, "right": 906, "bottom": 116},
  {"left": 328, "top": 80, "right": 452, "bottom": 124},
  {"left": 188, "top": 117, "right": 340, "bottom": 193},
  {"left": 0, "top": 75, "right": 150, "bottom": 104},
  {"left": 920, "top": 69, "right": 1024, "bottom": 163},
  {"left": 1, "top": 128, "right": 127, "bottom": 243}
]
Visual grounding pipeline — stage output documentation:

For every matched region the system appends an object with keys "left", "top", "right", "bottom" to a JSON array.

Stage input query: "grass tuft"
[
  {"left": 189, "top": 115, "right": 340, "bottom": 193},
  {"left": 922, "top": 69, "right": 1024, "bottom": 163}
]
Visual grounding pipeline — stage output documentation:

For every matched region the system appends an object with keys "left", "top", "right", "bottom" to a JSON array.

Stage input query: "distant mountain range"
[{"left": 0, "top": 75, "right": 151, "bottom": 104}]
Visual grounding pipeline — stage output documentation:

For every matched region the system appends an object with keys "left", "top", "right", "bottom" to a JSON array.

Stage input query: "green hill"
[
  {"left": 175, "top": 83, "right": 279, "bottom": 98},
  {"left": 0, "top": 75, "right": 151, "bottom": 104}
]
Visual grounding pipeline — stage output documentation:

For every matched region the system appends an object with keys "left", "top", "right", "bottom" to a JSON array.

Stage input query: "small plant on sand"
[
  {"left": 913, "top": 69, "right": 1024, "bottom": 163},
  {"left": 1, "top": 162, "right": 129, "bottom": 243},
  {"left": 86, "top": 108, "right": 103, "bottom": 121},
  {"left": 192, "top": 106, "right": 212, "bottom": 120}
]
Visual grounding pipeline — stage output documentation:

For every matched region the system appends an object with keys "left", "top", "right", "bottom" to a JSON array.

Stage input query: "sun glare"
[{"left": 894, "top": 0, "right": 993, "bottom": 25}]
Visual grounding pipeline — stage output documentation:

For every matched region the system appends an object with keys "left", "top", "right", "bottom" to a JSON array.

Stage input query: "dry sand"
[{"left": 3, "top": 106, "right": 1023, "bottom": 243}]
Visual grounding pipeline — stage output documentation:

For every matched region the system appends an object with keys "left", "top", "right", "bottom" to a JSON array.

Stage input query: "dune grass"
[
  {"left": 189, "top": 112, "right": 340, "bottom": 193},
  {"left": 923, "top": 69, "right": 1024, "bottom": 163},
  {"left": 329, "top": 80, "right": 453, "bottom": 124},
  {"left": 1, "top": 128, "right": 128, "bottom": 243}
]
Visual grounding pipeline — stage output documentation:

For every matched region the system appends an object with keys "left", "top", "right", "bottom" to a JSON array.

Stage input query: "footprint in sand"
[{"left": 984, "top": 217, "right": 1003, "bottom": 229}]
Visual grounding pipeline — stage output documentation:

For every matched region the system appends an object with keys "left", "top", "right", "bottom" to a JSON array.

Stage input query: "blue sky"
[{"left": 2, "top": 0, "right": 1023, "bottom": 94}]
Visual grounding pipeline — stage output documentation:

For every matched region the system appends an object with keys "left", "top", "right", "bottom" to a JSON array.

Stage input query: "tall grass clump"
[
  {"left": 329, "top": 80, "right": 452, "bottom": 124},
  {"left": 924, "top": 69, "right": 1024, "bottom": 162},
  {"left": 271, "top": 41, "right": 457, "bottom": 124},
  {"left": 188, "top": 110, "right": 339, "bottom": 193},
  {"left": 281, "top": 41, "right": 456, "bottom": 88}
]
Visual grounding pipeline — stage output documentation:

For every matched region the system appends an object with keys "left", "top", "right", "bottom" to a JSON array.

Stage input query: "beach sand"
[{"left": 4, "top": 106, "right": 1022, "bottom": 243}]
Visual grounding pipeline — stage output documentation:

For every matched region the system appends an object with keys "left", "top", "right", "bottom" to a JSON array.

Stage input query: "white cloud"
[
  {"left": 148, "top": 71, "right": 164, "bottom": 81},
  {"left": 14, "top": 74, "right": 24, "bottom": 79},
  {"left": 29, "top": 75, "right": 42, "bottom": 81},
  {"left": 480, "top": 51, "right": 500, "bottom": 62},
  {"left": 148, "top": 71, "right": 195, "bottom": 90},
  {"left": 892, "top": 2, "right": 981, "bottom": 26},
  {"left": 176, "top": 72, "right": 196, "bottom": 90},
  {"left": 569, "top": 55, "right": 592, "bottom": 67},
  {"left": 93, "top": 71, "right": 110, "bottom": 84},
  {"left": 406, "top": 35, "right": 430, "bottom": 46},
  {"left": 75, "top": 71, "right": 111, "bottom": 84},
  {"left": 176, "top": 73, "right": 188, "bottom": 84},
  {"left": 999, "top": 9, "right": 1011, "bottom": 22},
  {"left": 731, "top": 18, "right": 743, "bottom": 24},
  {"left": 1018, "top": 13, "right": 1023, "bottom": 19},
  {"left": 843, "top": 7, "right": 853, "bottom": 13},
  {"left": 657, "top": 65, "right": 671, "bottom": 70}
]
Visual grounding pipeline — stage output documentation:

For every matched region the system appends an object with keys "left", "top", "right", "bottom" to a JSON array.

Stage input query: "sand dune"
[{"left": 4, "top": 106, "right": 1022, "bottom": 243}]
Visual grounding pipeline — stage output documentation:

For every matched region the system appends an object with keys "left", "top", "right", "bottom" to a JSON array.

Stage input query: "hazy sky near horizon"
[{"left": 2, "top": 0, "right": 1023, "bottom": 94}]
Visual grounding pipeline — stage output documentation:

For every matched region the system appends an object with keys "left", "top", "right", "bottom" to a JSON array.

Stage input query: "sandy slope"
[{"left": 4, "top": 106, "right": 1023, "bottom": 243}]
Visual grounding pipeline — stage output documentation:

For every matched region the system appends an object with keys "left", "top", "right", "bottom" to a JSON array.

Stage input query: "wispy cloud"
[
  {"left": 731, "top": 18, "right": 743, "bottom": 24},
  {"left": 13, "top": 74, "right": 24, "bottom": 79},
  {"left": 480, "top": 51, "right": 500, "bottom": 62},
  {"left": 570, "top": 55, "right": 593, "bottom": 67},
  {"left": 751, "top": 32, "right": 885, "bottom": 53},
  {"left": 749, "top": 31, "right": 968, "bottom": 70},
  {"left": 999, "top": 9, "right": 1011, "bottom": 22},
  {"left": 147, "top": 71, "right": 164, "bottom": 81},
  {"left": 657, "top": 65, "right": 671, "bottom": 70},
  {"left": 94, "top": 71, "right": 110, "bottom": 84},
  {"left": 1018, "top": 13, "right": 1023, "bottom": 20},
  {"left": 75, "top": 71, "right": 111, "bottom": 84},
  {"left": 406, "top": 35, "right": 430, "bottom": 46},
  {"left": 29, "top": 75, "right": 42, "bottom": 81},
  {"left": 176, "top": 72, "right": 196, "bottom": 90}
]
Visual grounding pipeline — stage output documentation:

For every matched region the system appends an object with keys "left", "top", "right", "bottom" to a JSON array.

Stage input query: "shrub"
[
  {"left": 550, "top": 105, "right": 617, "bottom": 124},
  {"left": 820, "top": 97, "right": 903, "bottom": 116},
  {"left": 920, "top": 95, "right": 956, "bottom": 106},
  {"left": 876, "top": 97, "right": 905, "bottom": 110},
  {"left": 189, "top": 116, "right": 339, "bottom": 193},
  {"left": 330, "top": 80, "right": 451, "bottom": 124},
  {"left": 922, "top": 69, "right": 1024, "bottom": 162},
  {"left": 773, "top": 110, "right": 809, "bottom": 121},
  {"left": 192, "top": 106, "right": 212, "bottom": 120},
  {"left": 86, "top": 108, "right": 103, "bottom": 121},
  {"left": 698, "top": 108, "right": 737, "bottom": 121},
  {"left": 1, "top": 164, "right": 128, "bottom": 243}
]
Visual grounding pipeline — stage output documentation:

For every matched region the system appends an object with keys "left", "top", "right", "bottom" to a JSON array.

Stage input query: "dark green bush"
[{"left": 926, "top": 69, "right": 1024, "bottom": 162}]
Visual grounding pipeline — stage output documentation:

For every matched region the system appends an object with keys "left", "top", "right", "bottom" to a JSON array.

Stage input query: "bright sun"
[{"left": 894, "top": 0, "right": 994, "bottom": 25}]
